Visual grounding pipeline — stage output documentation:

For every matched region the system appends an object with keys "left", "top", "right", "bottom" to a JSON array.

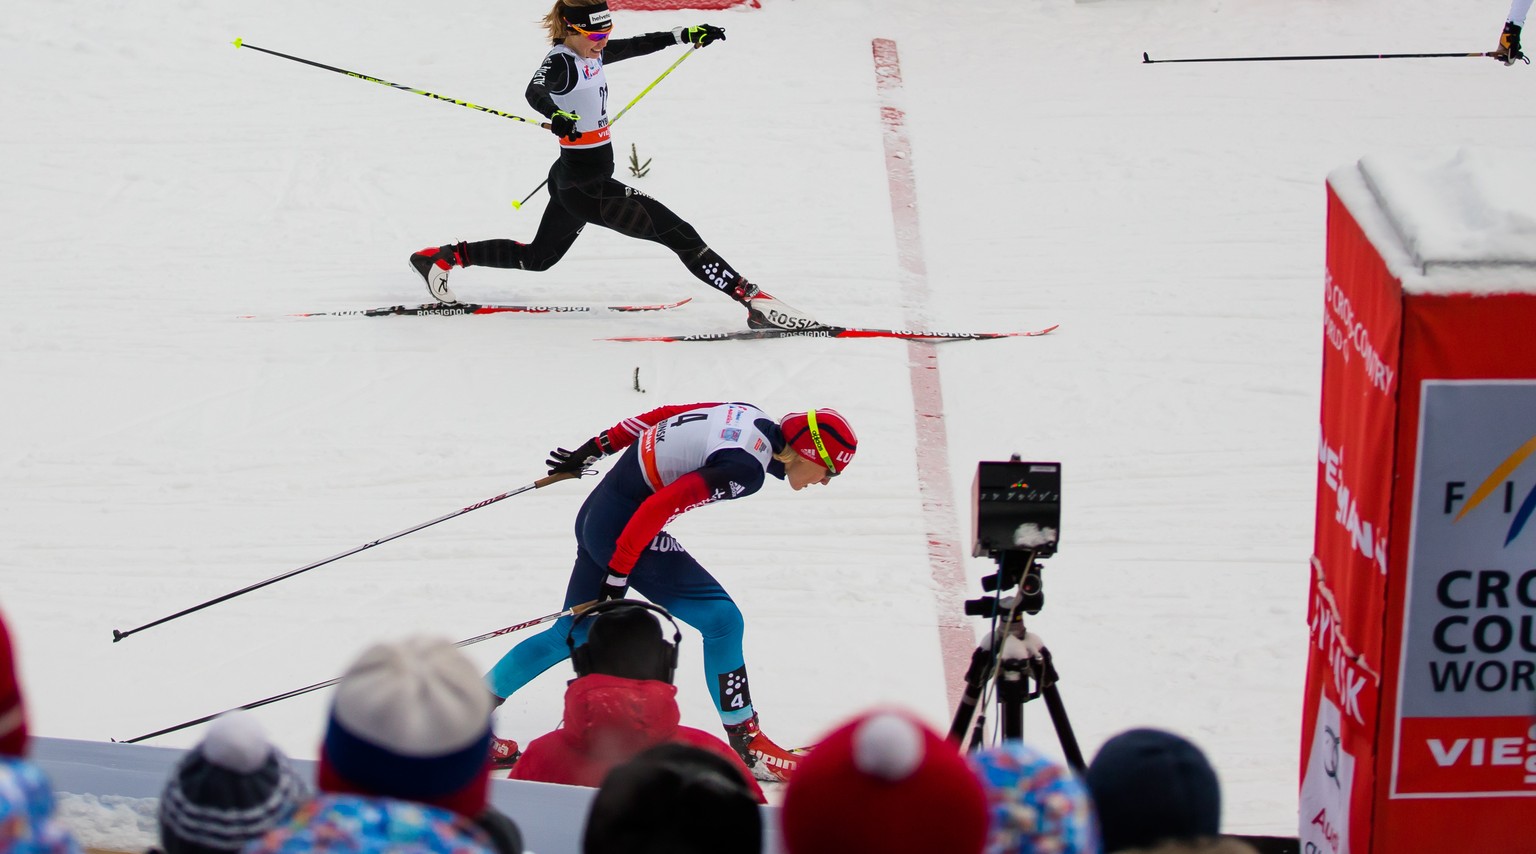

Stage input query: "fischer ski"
[
  {"left": 602, "top": 323, "right": 1059, "bottom": 342},
  {"left": 240, "top": 297, "right": 691, "bottom": 320}
]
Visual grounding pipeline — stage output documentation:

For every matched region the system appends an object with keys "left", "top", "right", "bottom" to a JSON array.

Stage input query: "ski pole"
[
  {"left": 1143, "top": 50, "right": 1495, "bottom": 64},
  {"left": 111, "top": 472, "right": 579, "bottom": 642},
  {"left": 512, "top": 46, "right": 699, "bottom": 210},
  {"left": 233, "top": 38, "right": 553, "bottom": 131},
  {"left": 118, "top": 600, "right": 599, "bottom": 744}
]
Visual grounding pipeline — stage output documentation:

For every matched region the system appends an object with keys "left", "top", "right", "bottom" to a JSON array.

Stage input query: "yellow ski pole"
[{"left": 233, "top": 38, "right": 554, "bottom": 131}]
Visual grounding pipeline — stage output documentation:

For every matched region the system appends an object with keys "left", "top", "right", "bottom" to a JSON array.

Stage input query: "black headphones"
[{"left": 566, "top": 600, "right": 683, "bottom": 684}]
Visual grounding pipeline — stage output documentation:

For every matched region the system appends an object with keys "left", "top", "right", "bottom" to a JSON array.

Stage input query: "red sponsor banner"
[
  {"left": 1397, "top": 716, "right": 1536, "bottom": 795},
  {"left": 1371, "top": 293, "right": 1536, "bottom": 852},
  {"left": 1313, "top": 159, "right": 1536, "bottom": 852},
  {"left": 1301, "top": 185, "right": 1402, "bottom": 854}
]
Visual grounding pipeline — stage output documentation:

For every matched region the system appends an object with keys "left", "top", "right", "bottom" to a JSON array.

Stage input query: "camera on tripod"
[
  {"left": 964, "top": 457, "right": 1061, "bottom": 617},
  {"left": 950, "top": 457, "right": 1083, "bottom": 771}
]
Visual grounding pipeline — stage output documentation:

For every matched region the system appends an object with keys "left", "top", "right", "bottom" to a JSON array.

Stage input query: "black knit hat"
[
  {"left": 583, "top": 743, "right": 761, "bottom": 854},
  {"left": 159, "top": 711, "right": 308, "bottom": 853},
  {"left": 576, "top": 603, "right": 676, "bottom": 683},
  {"left": 1085, "top": 728, "right": 1221, "bottom": 852}
]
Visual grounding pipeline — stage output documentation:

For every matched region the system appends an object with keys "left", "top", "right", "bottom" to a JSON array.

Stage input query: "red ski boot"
[
  {"left": 725, "top": 713, "right": 806, "bottom": 783},
  {"left": 489, "top": 736, "right": 521, "bottom": 770}
]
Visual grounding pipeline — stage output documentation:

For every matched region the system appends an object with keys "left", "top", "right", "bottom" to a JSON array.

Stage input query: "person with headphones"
[
  {"left": 484, "top": 402, "right": 857, "bottom": 783},
  {"left": 508, "top": 601, "right": 764, "bottom": 802}
]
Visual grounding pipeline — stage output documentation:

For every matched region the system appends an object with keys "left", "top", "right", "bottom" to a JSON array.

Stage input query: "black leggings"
[{"left": 463, "top": 161, "right": 744, "bottom": 294}]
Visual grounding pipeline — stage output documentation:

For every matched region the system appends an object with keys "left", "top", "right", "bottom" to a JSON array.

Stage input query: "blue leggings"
[{"left": 485, "top": 475, "right": 755, "bottom": 724}]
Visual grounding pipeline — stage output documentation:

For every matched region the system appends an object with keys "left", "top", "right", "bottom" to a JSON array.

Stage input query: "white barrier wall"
[{"left": 32, "top": 737, "right": 786, "bottom": 854}]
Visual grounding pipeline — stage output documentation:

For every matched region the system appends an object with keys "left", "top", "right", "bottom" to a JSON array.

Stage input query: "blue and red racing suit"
[{"left": 486, "top": 402, "right": 786, "bottom": 725}]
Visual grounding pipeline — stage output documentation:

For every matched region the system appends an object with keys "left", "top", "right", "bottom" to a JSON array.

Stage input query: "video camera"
[
  {"left": 964, "top": 457, "right": 1061, "bottom": 617},
  {"left": 950, "top": 457, "right": 1082, "bottom": 769}
]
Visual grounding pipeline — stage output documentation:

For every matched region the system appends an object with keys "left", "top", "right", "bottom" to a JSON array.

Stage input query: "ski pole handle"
[{"left": 535, "top": 471, "right": 582, "bottom": 488}]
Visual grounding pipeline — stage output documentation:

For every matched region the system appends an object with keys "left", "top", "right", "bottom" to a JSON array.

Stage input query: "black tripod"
[{"left": 948, "top": 549, "right": 1086, "bottom": 773}]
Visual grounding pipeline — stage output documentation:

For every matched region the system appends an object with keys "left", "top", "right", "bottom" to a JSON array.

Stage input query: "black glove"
[
  {"left": 677, "top": 24, "right": 725, "bottom": 47},
  {"left": 549, "top": 109, "right": 581, "bottom": 141},
  {"left": 1496, "top": 22, "right": 1528, "bottom": 65},
  {"left": 598, "top": 570, "right": 629, "bottom": 602},
  {"left": 547, "top": 437, "right": 604, "bottom": 475}
]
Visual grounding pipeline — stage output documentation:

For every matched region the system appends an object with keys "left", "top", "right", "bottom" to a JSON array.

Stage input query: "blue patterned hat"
[
  {"left": 0, "top": 757, "right": 83, "bottom": 854},
  {"left": 969, "top": 742, "right": 1100, "bottom": 854},
  {"left": 246, "top": 794, "right": 497, "bottom": 853}
]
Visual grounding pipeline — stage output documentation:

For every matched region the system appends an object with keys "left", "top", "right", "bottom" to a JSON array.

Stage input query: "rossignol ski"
[
  {"left": 602, "top": 323, "right": 1060, "bottom": 342},
  {"left": 239, "top": 297, "right": 691, "bottom": 320}
]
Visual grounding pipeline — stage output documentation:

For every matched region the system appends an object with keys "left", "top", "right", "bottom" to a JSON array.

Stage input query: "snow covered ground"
[{"left": 3, "top": 0, "right": 1530, "bottom": 840}]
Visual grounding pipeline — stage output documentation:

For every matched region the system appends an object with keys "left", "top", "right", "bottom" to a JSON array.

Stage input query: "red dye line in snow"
[{"left": 872, "top": 37, "right": 972, "bottom": 714}]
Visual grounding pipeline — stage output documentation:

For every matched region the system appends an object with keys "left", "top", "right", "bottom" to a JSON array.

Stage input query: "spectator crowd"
[{"left": 3, "top": 601, "right": 1269, "bottom": 854}]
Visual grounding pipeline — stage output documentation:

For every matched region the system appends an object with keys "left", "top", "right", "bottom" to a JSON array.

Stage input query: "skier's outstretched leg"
[
  {"left": 461, "top": 184, "right": 588, "bottom": 273},
  {"left": 581, "top": 176, "right": 821, "bottom": 330},
  {"left": 409, "top": 164, "right": 587, "bottom": 301}
]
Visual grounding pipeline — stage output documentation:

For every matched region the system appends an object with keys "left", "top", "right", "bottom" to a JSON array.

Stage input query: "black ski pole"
[
  {"left": 233, "top": 38, "right": 553, "bottom": 131},
  {"left": 111, "top": 472, "right": 579, "bottom": 642},
  {"left": 117, "top": 600, "right": 598, "bottom": 744},
  {"left": 1143, "top": 50, "right": 1495, "bottom": 64}
]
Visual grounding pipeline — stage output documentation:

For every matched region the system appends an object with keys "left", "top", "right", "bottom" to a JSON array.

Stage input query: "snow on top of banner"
[{"left": 1328, "top": 148, "right": 1536, "bottom": 295}]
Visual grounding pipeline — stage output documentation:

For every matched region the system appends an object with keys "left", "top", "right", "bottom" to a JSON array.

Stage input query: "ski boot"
[
  {"left": 1495, "top": 21, "right": 1528, "bottom": 65},
  {"left": 725, "top": 713, "right": 805, "bottom": 783},
  {"left": 730, "top": 280, "right": 823, "bottom": 331},
  {"left": 489, "top": 736, "right": 521, "bottom": 770},
  {"left": 409, "top": 242, "right": 466, "bottom": 304}
]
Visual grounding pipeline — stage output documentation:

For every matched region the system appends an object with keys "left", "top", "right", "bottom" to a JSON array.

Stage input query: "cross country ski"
[
  {"left": 601, "top": 323, "right": 1060, "bottom": 342},
  {"left": 238, "top": 298, "right": 691, "bottom": 320}
]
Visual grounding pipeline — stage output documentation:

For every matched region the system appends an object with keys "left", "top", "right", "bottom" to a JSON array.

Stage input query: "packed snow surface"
[{"left": 6, "top": 0, "right": 1533, "bottom": 839}]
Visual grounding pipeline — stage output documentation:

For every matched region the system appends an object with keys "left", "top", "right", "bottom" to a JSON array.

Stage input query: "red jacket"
[{"left": 509, "top": 673, "right": 765, "bottom": 802}]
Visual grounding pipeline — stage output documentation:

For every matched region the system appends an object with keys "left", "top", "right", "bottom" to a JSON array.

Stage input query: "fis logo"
[{"left": 1443, "top": 435, "right": 1536, "bottom": 546}]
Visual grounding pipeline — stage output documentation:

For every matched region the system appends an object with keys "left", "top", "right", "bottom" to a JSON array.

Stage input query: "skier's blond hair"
[{"left": 543, "top": 0, "right": 606, "bottom": 44}]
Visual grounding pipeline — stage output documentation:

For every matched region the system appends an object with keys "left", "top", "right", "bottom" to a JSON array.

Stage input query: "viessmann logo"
[{"left": 1443, "top": 434, "right": 1536, "bottom": 546}]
